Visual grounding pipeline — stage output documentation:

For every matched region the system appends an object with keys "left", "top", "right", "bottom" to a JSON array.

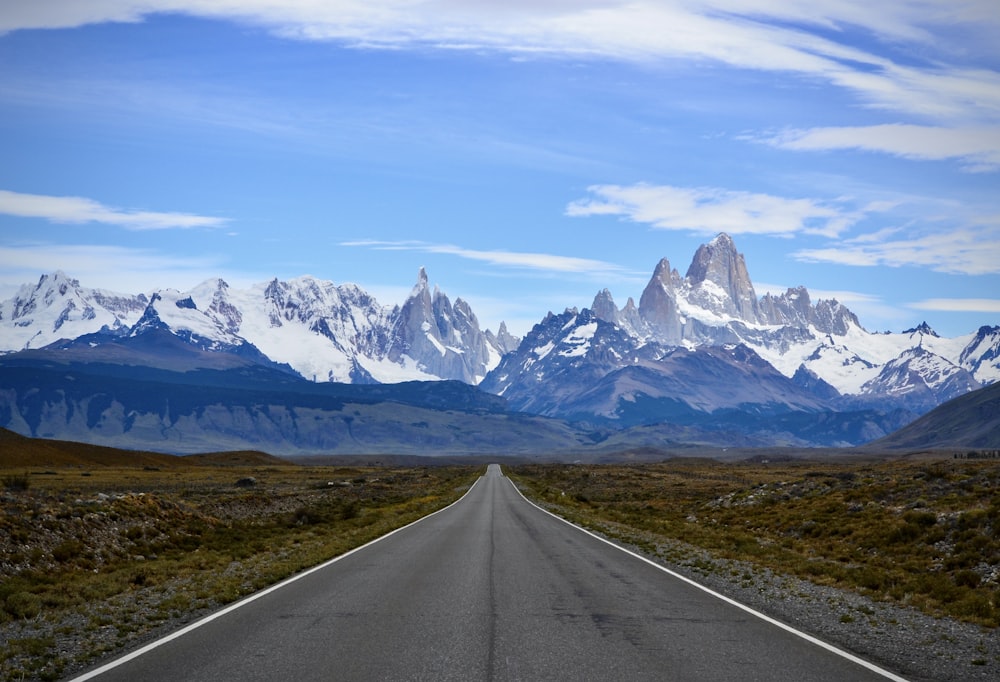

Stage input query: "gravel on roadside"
[{"left": 583, "top": 519, "right": 999, "bottom": 682}]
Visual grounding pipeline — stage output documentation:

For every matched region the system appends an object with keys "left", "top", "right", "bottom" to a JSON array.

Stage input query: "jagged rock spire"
[
  {"left": 638, "top": 257, "right": 682, "bottom": 342},
  {"left": 684, "top": 233, "right": 760, "bottom": 323},
  {"left": 591, "top": 288, "right": 619, "bottom": 325}
]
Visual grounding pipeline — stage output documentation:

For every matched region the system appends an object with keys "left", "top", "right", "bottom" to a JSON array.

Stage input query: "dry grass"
[
  {"left": 0, "top": 433, "right": 182, "bottom": 470},
  {"left": 1, "top": 460, "right": 481, "bottom": 681},
  {"left": 509, "top": 457, "right": 1000, "bottom": 628},
  {"left": 4, "top": 427, "right": 997, "bottom": 678}
]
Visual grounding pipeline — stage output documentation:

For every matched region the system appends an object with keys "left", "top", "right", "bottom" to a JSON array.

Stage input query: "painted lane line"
[
  {"left": 502, "top": 471, "right": 910, "bottom": 682},
  {"left": 67, "top": 473, "right": 486, "bottom": 682}
]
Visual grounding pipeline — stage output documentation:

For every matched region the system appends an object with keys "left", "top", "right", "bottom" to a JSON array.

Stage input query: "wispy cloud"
[
  {"left": 759, "top": 124, "right": 1000, "bottom": 172},
  {"left": 793, "top": 226, "right": 1000, "bottom": 276},
  {"left": 0, "top": 243, "right": 230, "bottom": 293},
  {"left": 341, "top": 240, "right": 629, "bottom": 277},
  {"left": 0, "top": 189, "right": 227, "bottom": 230},
  {"left": 909, "top": 298, "right": 1000, "bottom": 314},
  {"left": 566, "top": 184, "right": 865, "bottom": 237},
  {"left": 3, "top": 2, "right": 998, "bottom": 126}
]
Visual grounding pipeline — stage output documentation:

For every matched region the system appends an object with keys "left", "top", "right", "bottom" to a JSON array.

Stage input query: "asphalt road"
[{"left": 72, "top": 464, "right": 905, "bottom": 681}]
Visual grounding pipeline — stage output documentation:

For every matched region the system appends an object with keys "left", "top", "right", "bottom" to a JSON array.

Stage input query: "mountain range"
[
  {"left": 1, "top": 233, "right": 997, "bottom": 452},
  {"left": 0, "top": 267, "right": 519, "bottom": 385},
  {"left": 484, "top": 234, "right": 998, "bottom": 425}
]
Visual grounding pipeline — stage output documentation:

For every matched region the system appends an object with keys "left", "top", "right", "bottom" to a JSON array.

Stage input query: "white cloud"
[
  {"left": 2, "top": 1, "right": 998, "bottom": 125},
  {"left": 566, "top": 184, "right": 863, "bottom": 237},
  {"left": 909, "top": 298, "right": 1000, "bottom": 313},
  {"left": 0, "top": 189, "right": 227, "bottom": 230},
  {"left": 0, "top": 1, "right": 147, "bottom": 33},
  {"left": 794, "top": 226, "right": 1000, "bottom": 275},
  {"left": 763, "top": 124, "right": 1000, "bottom": 171},
  {"left": 341, "top": 239, "right": 629, "bottom": 277}
]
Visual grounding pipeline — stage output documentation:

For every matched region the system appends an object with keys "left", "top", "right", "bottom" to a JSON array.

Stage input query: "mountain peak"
[
  {"left": 650, "top": 258, "right": 674, "bottom": 288},
  {"left": 905, "top": 321, "right": 939, "bottom": 337},
  {"left": 684, "top": 233, "right": 759, "bottom": 323},
  {"left": 0, "top": 271, "right": 148, "bottom": 349},
  {"left": 39, "top": 270, "right": 79, "bottom": 287},
  {"left": 709, "top": 232, "right": 736, "bottom": 249},
  {"left": 638, "top": 259, "right": 682, "bottom": 341},
  {"left": 592, "top": 288, "right": 619, "bottom": 325},
  {"left": 406, "top": 267, "right": 432, "bottom": 301},
  {"left": 685, "top": 232, "right": 741, "bottom": 284}
]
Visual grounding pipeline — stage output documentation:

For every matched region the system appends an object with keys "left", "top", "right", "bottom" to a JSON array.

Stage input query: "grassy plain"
[
  {"left": 509, "top": 457, "right": 1000, "bottom": 629},
  {"left": 0, "top": 442, "right": 481, "bottom": 681}
]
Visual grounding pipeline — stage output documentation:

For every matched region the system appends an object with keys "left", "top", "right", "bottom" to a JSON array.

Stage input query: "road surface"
[{"left": 72, "top": 464, "right": 904, "bottom": 681}]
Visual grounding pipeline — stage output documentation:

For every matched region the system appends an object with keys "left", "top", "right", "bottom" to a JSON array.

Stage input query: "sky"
[{"left": 1, "top": 1, "right": 999, "bottom": 339}]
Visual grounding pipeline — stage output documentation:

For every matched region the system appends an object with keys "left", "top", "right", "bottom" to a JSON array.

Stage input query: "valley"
[{"left": 1, "top": 435, "right": 998, "bottom": 680}]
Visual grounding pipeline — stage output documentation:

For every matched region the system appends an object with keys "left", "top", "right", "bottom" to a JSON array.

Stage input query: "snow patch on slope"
[{"left": 559, "top": 322, "right": 597, "bottom": 358}]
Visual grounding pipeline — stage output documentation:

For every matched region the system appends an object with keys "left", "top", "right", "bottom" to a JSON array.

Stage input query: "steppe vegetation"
[
  {"left": 0, "top": 446, "right": 480, "bottom": 681},
  {"left": 509, "top": 457, "right": 1000, "bottom": 629},
  {"left": 4, "top": 428, "right": 998, "bottom": 681}
]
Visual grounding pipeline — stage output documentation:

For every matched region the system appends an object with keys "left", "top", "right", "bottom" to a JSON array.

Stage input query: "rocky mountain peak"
[
  {"left": 685, "top": 233, "right": 735, "bottom": 284},
  {"left": 759, "top": 286, "right": 810, "bottom": 325},
  {"left": 591, "top": 289, "right": 619, "bottom": 324},
  {"left": 860, "top": 345, "right": 981, "bottom": 412},
  {"left": 39, "top": 269, "right": 79, "bottom": 293},
  {"left": 959, "top": 326, "right": 1000, "bottom": 382},
  {"left": 684, "top": 232, "right": 759, "bottom": 323},
  {"left": 638, "top": 259, "right": 681, "bottom": 342},
  {"left": 758, "top": 285, "right": 861, "bottom": 336},
  {"left": 618, "top": 296, "right": 643, "bottom": 336},
  {"left": 130, "top": 292, "right": 167, "bottom": 335},
  {"left": 592, "top": 289, "right": 647, "bottom": 338},
  {"left": 385, "top": 268, "right": 509, "bottom": 383},
  {"left": 487, "top": 321, "right": 520, "bottom": 356},
  {"left": 203, "top": 278, "right": 241, "bottom": 334},
  {"left": 17, "top": 271, "right": 81, "bottom": 316},
  {"left": 905, "top": 321, "right": 939, "bottom": 338},
  {"left": 649, "top": 258, "right": 675, "bottom": 291}
]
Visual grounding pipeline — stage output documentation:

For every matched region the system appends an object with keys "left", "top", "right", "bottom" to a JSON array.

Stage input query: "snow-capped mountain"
[
  {"left": 384, "top": 268, "right": 502, "bottom": 384},
  {"left": 1, "top": 233, "right": 996, "bottom": 421},
  {"left": 479, "top": 307, "right": 832, "bottom": 423},
  {"left": 0, "top": 272, "right": 148, "bottom": 350},
  {"left": 4, "top": 235, "right": 999, "bottom": 450},
  {"left": 486, "top": 234, "right": 999, "bottom": 419},
  {"left": 0, "top": 270, "right": 518, "bottom": 385},
  {"left": 858, "top": 346, "right": 982, "bottom": 413}
]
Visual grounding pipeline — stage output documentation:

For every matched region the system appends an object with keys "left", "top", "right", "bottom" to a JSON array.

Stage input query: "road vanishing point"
[{"left": 71, "top": 464, "right": 907, "bottom": 681}]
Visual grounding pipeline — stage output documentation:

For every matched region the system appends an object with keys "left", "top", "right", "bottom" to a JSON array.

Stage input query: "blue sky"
[{"left": 1, "top": 1, "right": 998, "bottom": 338}]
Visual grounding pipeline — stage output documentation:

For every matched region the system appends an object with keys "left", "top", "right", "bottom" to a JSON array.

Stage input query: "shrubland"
[
  {"left": 0, "top": 462, "right": 480, "bottom": 681},
  {"left": 4, "top": 443, "right": 998, "bottom": 681},
  {"left": 509, "top": 457, "right": 1000, "bottom": 628}
]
